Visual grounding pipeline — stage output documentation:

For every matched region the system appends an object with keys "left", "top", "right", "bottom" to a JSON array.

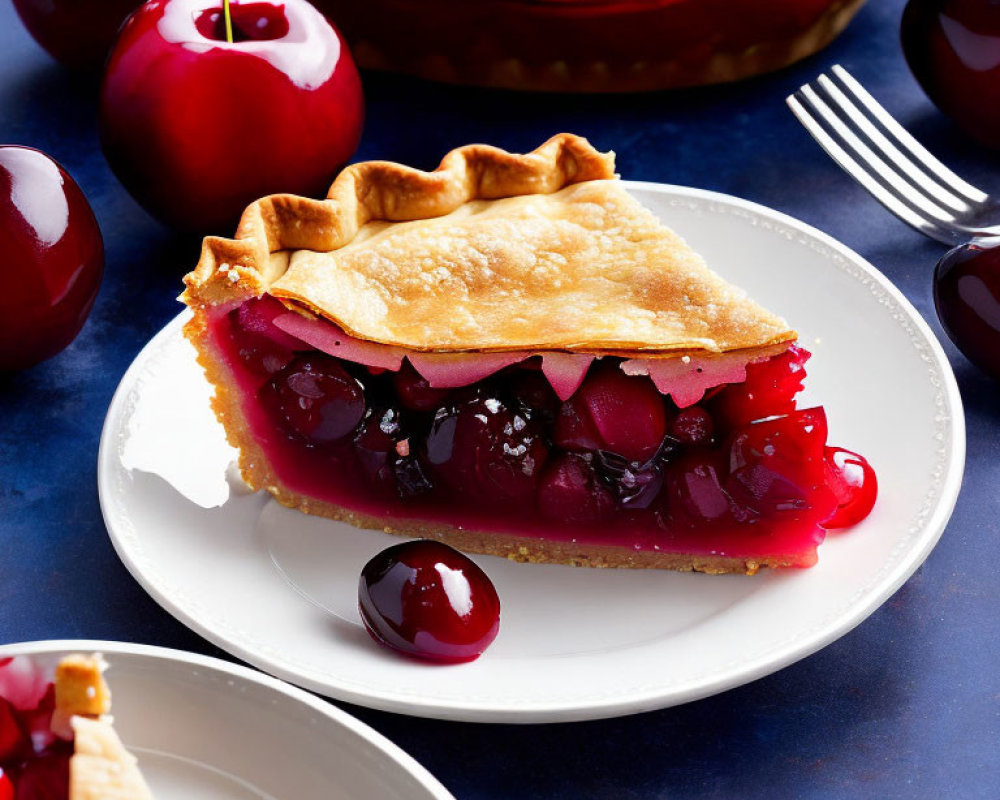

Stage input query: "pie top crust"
[{"left": 183, "top": 133, "right": 795, "bottom": 358}]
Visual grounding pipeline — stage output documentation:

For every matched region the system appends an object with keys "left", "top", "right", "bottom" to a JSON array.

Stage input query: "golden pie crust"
[
  {"left": 182, "top": 134, "right": 801, "bottom": 574},
  {"left": 183, "top": 133, "right": 794, "bottom": 359},
  {"left": 54, "top": 654, "right": 154, "bottom": 800}
]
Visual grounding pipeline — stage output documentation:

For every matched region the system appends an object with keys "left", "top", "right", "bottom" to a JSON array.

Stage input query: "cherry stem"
[{"left": 223, "top": 0, "right": 234, "bottom": 43}]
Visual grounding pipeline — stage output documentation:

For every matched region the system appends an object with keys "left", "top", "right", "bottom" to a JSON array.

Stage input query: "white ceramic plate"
[
  {"left": 0, "top": 640, "right": 453, "bottom": 799},
  {"left": 98, "top": 183, "right": 965, "bottom": 723}
]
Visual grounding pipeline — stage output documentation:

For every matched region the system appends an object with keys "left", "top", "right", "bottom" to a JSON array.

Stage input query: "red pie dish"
[
  {"left": 181, "top": 134, "right": 876, "bottom": 574},
  {"left": 313, "top": 0, "right": 867, "bottom": 92},
  {"left": 0, "top": 654, "right": 153, "bottom": 799}
]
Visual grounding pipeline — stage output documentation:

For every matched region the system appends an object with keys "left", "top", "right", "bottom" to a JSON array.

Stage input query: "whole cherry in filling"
[
  {"left": 267, "top": 354, "right": 365, "bottom": 443},
  {"left": 425, "top": 391, "right": 549, "bottom": 504},
  {"left": 359, "top": 540, "right": 501, "bottom": 662},
  {"left": 0, "top": 768, "right": 12, "bottom": 800}
]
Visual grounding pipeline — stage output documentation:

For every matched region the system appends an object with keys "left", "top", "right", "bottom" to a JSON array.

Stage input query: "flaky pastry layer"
[{"left": 182, "top": 134, "right": 795, "bottom": 357}]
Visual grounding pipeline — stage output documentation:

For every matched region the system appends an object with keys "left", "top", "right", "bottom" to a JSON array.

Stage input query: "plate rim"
[
  {"left": 0, "top": 638, "right": 456, "bottom": 798},
  {"left": 98, "top": 181, "right": 966, "bottom": 723}
]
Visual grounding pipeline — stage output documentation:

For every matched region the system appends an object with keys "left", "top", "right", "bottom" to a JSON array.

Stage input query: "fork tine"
[
  {"left": 814, "top": 73, "right": 972, "bottom": 215},
  {"left": 787, "top": 92, "right": 963, "bottom": 245},
  {"left": 792, "top": 85, "right": 969, "bottom": 236},
  {"left": 828, "top": 65, "right": 988, "bottom": 205}
]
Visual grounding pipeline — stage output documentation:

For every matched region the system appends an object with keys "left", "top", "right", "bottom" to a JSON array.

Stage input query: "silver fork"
[{"left": 787, "top": 64, "right": 1000, "bottom": 245}]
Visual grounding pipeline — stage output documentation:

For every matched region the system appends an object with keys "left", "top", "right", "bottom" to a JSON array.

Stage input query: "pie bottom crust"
[{"left": 186, "top": 313, "right": 812, "bottom": 576}]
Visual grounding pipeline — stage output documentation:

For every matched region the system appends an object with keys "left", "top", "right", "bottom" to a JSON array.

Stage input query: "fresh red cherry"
[
  {"left": 0, "top": 146, "right": 104, "bottom": 371},
  {"left": 100, "top": 0, "right": 364, "bottom": 232},
  {"left": 0, "top": 768, "right": 13, "bottom": 800},
  {"left": 902, "top": 0, "right": 1000, "bottom": 146},
  {"left": 12, "top": 0, "right": 141, "bottom": 69},
  {"left": 933, "top": 239, "right": 1000, "bottom": 377},
  {"left": 268, "top": 354, "right": 365, "bottom": 443},
  {"left": 823, "top": 446, "right": 878, "bottom": 528},
  {"left": 358, "top": 540, "right": 501, "bottom": 663}
]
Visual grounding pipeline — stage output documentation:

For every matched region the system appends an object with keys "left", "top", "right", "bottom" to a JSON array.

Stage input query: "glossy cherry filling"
[
  {"left": 0, "top": 660, "right": 72, "bottom": 800},
  {"left": 211, "top": 297, "right": 877, "bottom": 566}
]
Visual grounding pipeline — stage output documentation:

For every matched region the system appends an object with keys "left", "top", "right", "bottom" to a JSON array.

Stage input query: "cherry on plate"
[
  {"left": 0, "top": 146, "right": 104, "bottom": 372},
  {"left": 268, "top": 354, "right": 366, "bottom": 443},
  {"left": 933, "top": 239, "right": 1000, "bottom": 378},
  {"left": 100, "top": 0, "right": 364, "bottom": 232},
  {"left": 358, "top": 540, "right": 500, "bottom": 663}
]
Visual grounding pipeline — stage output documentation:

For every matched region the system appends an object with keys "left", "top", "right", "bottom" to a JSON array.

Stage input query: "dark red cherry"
[
  {"left": 227, "top": 298, "right": 303, "bottom": 377},
  {"left": 353, "top": 405, "right": 433, "bottom": 498},
  {"left": 594, "top": 450, "right": 666, "bottom": 510},
  {"left": 0, "top": 146, "right": 104, "bottom": 371},
  {"left": 269, "top": 355, "right": 365, "bottom": 443},
  {"left": 822, "top": 446, "right": 878, "bottom": 528},
  {"left": 100, "top": 0, "right": 364, "bottom": 232},
  {"left": 711, "top": 345, "right": 808, "bottom": 427},
  {"left": 354, "top": 406, "right": 403, "bottom": 489},
  {"left": 552, "top": 395, "right": 604, "bottom": 452},
  {"left": 0, "top": 768, "right": 12, "bottom": 800},
  {"left": 671, "top": 406, "right": 714, "bottom": 446},
  {"left": 902, "top": 0, "right": 1000, "bottom": 146},
  {"left": 425, "top": 395, "right": 549, "bottom": 503},
  {"left": 392, "top": 362, "right": 451, "bottom": 411},
  {"left": 0, "top": 697, "right": 28, "bottom": 762},
  {"left": 933, "top": 240, "right": 1000, "bottom": 377},
  {"left": 537, "top": 453, "right": 616, "bottom": 525},
  {"left": 12, "top": 0, "right": 140, "bottom": 69},
  {"left": 358, "top": 540, "right": 500, "bottom": 663},
  {"left": 664, "top": 449, "right": 750, "bottom": 527},
  {"left": 576, "top": 362, "right": 667, "bottom": 462},
  {"left": 553, "top": 362, "right": 667, "bottom": 462},
  {"left": 507, "top": 369, "right": 560, "bottom": 422},
  {"left": 12, "top": 744, "right": 72, "bottom": 800}
]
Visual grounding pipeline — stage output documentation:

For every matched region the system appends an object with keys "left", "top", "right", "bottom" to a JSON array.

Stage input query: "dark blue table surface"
[{"left": 2, "top": 1, "right": 999, "bottom": 797}]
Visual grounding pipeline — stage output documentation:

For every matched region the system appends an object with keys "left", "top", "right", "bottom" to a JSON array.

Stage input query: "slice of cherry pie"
[
  {"left": 181, "top": 133, "right": 876, "bottom": 574},
  {"left": 0, "top": 654, "right": 154, "bottom": 799}
]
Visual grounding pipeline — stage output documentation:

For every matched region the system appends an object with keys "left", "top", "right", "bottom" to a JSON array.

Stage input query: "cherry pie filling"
[
  {"left": 210, "top": 296, "right": 876, "bottom": 567},
  {"left": 0, "top": 659, "right": 71, "bottom": 800}
]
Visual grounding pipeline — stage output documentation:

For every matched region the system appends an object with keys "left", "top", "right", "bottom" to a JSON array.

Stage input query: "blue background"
[{"left": 2, "top": 0, "right": 999, "bottom": 796}]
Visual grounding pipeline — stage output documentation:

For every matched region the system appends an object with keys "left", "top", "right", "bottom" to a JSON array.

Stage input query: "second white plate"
[
  {"left": 98, "top": 182, "right": 965, "bottom": 723},
  {"left": 0, "top": 640, "right": 453, "bottom": 799}
]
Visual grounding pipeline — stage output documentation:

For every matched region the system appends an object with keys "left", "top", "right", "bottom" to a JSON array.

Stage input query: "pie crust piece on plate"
[{"left": 0, "top": 653, "right": 153, "bottom": 800}]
